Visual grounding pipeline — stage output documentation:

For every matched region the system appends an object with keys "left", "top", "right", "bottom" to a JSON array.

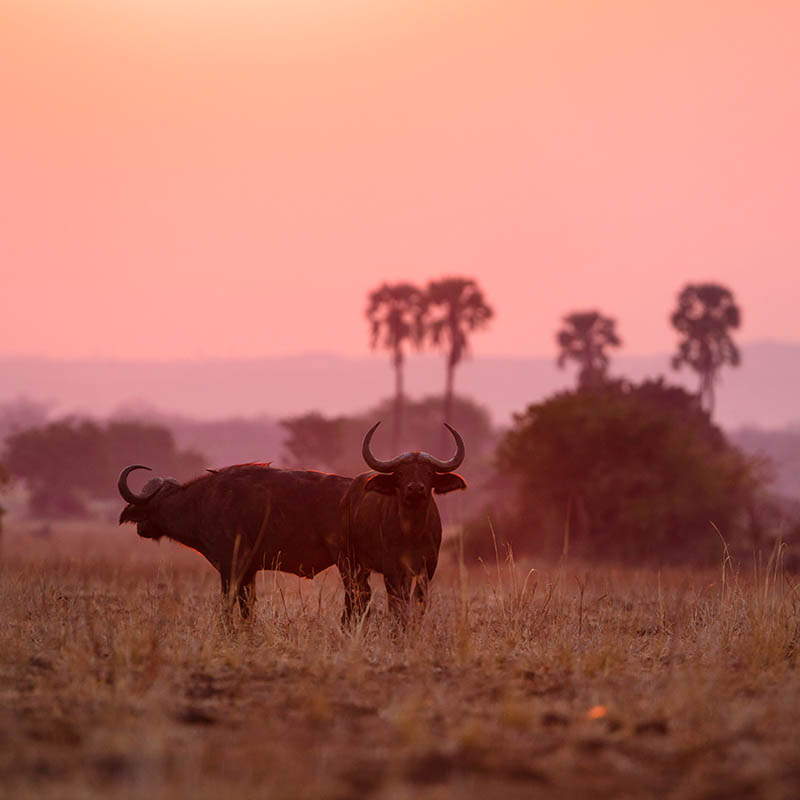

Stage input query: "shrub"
[{"left": 469, "top": 379, "right": 760, "bottom": 564}]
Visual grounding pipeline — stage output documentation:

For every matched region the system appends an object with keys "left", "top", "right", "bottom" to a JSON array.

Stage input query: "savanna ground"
[{"left": 1, "top": 521, "right": 799, "bottom": 799}]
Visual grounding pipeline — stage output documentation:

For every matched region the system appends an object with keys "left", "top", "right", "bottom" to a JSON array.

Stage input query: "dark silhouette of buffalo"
[
  {"left": 339, "top": 422, "right": 466, "bottom": 620},
  {"left": 118, "top": 463, "right": 352, "bottom": 617}
]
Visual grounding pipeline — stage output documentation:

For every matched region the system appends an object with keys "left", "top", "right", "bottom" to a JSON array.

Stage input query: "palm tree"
[
  {"left": 366, "top": 282, "right": 427, "bottom": 450},
  {"left": 670, "top": 283, "right": 741, "bottom": 414},
  {"left": 425, "top": 277, "right": 494, "bottom": 427},
  {"left": 556, "top": 311, "right": 621, "bottom": 389}
]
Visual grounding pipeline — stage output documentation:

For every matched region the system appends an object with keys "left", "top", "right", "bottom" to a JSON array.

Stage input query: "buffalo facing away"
[
  {"left": 118, "top": 463, "right": 352, "bottom": 617},
  {"left": 339, "top": 422, "right": 466, "bottom": 620}
]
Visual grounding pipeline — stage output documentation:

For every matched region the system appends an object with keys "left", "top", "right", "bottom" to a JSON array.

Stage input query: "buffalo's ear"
[
  {"left": 119, "top": 505, "right": 135, "bottom": 524},
  {"left": 365, "top": 474, "right": 398, "bottom": 495},
  {"left": 433, "top": 473, "right": 467, "bottom": 494}
]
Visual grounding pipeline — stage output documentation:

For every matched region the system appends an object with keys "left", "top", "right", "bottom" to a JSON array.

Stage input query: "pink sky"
[{"left": 2, "top": 0, "right": 799, "bottom": 359}]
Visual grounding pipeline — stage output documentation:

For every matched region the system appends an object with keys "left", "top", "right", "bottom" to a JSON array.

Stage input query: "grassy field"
[{"left": 1, "top": 522, "right": 799, "bottom": 799}]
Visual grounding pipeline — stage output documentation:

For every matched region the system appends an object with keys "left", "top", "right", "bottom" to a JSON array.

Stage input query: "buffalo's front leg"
[
  {"left": 341, "top": 566, "right": 372, "bottom": 624},
  {"left": 385, "top": 571, "right": 413, "bottom": 622},
  {"left": 219, "top": 570, "right": 256, "bottom": 619},
  {"left": 412, "top": 553, "right": 438, "bottom": 610},
  {"left": 412, "top": 573, "right": 430, "bottom": 609}
]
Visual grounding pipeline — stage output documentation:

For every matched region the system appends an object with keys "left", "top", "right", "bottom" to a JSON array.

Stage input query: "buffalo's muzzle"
[
  {"left": 137, "top": 521, "right": 163, "bottom": 541},
  {"left": 403, "top": 482, "right": 427, "bottom": 504}
]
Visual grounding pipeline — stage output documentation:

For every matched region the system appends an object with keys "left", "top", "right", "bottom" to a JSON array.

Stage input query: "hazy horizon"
[
  {"left": 3, "top": 340, "right": 798, "bottom": 430},
  {"left": 3, "top": 335, "right": 800, "bottom": 363}
]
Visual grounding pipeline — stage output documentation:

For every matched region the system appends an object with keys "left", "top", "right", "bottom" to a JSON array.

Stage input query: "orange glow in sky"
[{"left": 2, "top": 0, "right": 799, "bottom": 359}]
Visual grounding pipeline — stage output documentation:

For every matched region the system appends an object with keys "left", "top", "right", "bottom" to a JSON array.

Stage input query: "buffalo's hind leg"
[{"left": 220, "top": 570, "right": 232, "bottom": 603}]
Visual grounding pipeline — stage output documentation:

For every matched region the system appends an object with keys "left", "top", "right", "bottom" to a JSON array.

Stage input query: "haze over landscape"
[{"left": 1, "top": 342, "right": 799, "bottom": 430}]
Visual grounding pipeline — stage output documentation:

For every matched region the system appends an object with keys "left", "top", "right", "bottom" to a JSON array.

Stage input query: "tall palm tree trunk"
[
  {"left": 701, "top": 370, "right": 715, "bottom": 415},
  {"left": 441, "top": 356, "right": 455, "bottom": 451},
  {"left": 443, "top": 360, "right": 455, "bottom": 423},
  {"left": 393, "top": 350, "right": 404, "bottom": 452},
  {"left": 442, "top": 316, "right": 458, "bottom": 428}
]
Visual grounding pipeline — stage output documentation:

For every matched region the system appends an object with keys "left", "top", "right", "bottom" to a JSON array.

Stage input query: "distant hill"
[{"left": 1, "top": 340, "right": 798, "bottom": 429}]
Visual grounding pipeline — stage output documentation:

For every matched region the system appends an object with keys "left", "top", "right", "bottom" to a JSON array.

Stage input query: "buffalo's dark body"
[
  {"left": 339, "top": 469, "right": 446, "bottom": 618},
  {"left": 336, "top": 422, "right": 467, "bottom": 619},
  {"left": 119, "top": 422, "right": 465, "bottom": 622},
  {"left": 120, "top": 464, "right": 351, "bottom": 615}
]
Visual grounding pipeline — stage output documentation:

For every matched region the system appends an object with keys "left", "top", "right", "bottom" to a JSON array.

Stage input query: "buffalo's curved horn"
[
  {"left": 118, "top": 465, "right": 163, "bottom": 504},
  {"left": 362, "top": 422, "right": 410, "bottom": 473},
  {"left": 422, "top": 423, "right": 465, "bottom": 472}
]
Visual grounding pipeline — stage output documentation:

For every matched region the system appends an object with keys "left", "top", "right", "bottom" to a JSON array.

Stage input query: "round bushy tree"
[
  {"left": 280, "top": 394, "right": 496, "bottom": 477},
  {"left": 484, "top": 379, "right": 758, "bottom": 563},
  {"left": 4, "top": 419, "right": 205, "bottom": 518}
]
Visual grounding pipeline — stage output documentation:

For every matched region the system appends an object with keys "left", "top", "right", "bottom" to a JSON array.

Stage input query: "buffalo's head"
[
  {"left": 361, "top": 422, "right": 466, "bottom": 507},
  {"left": 118, "top": 465, "right": 181, "bottom": 540}
]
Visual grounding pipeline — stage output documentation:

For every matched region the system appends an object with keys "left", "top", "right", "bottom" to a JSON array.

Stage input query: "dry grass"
[{"left": 1, "top": 522, "right": 799, "bottom": 799}]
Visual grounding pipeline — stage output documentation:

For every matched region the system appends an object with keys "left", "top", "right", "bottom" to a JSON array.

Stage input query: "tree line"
[
  {"left": 1, "top": 277, "right": 768, "bottom": 565},
  {"left": 362, "top": 277, "right": 762, "bottom": 563},
  {"left": 367, "top": 278, "right": 742, "bottom": 452},
  {"left": 2, "top": 419, "right": 204, "bottom": 519}
]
